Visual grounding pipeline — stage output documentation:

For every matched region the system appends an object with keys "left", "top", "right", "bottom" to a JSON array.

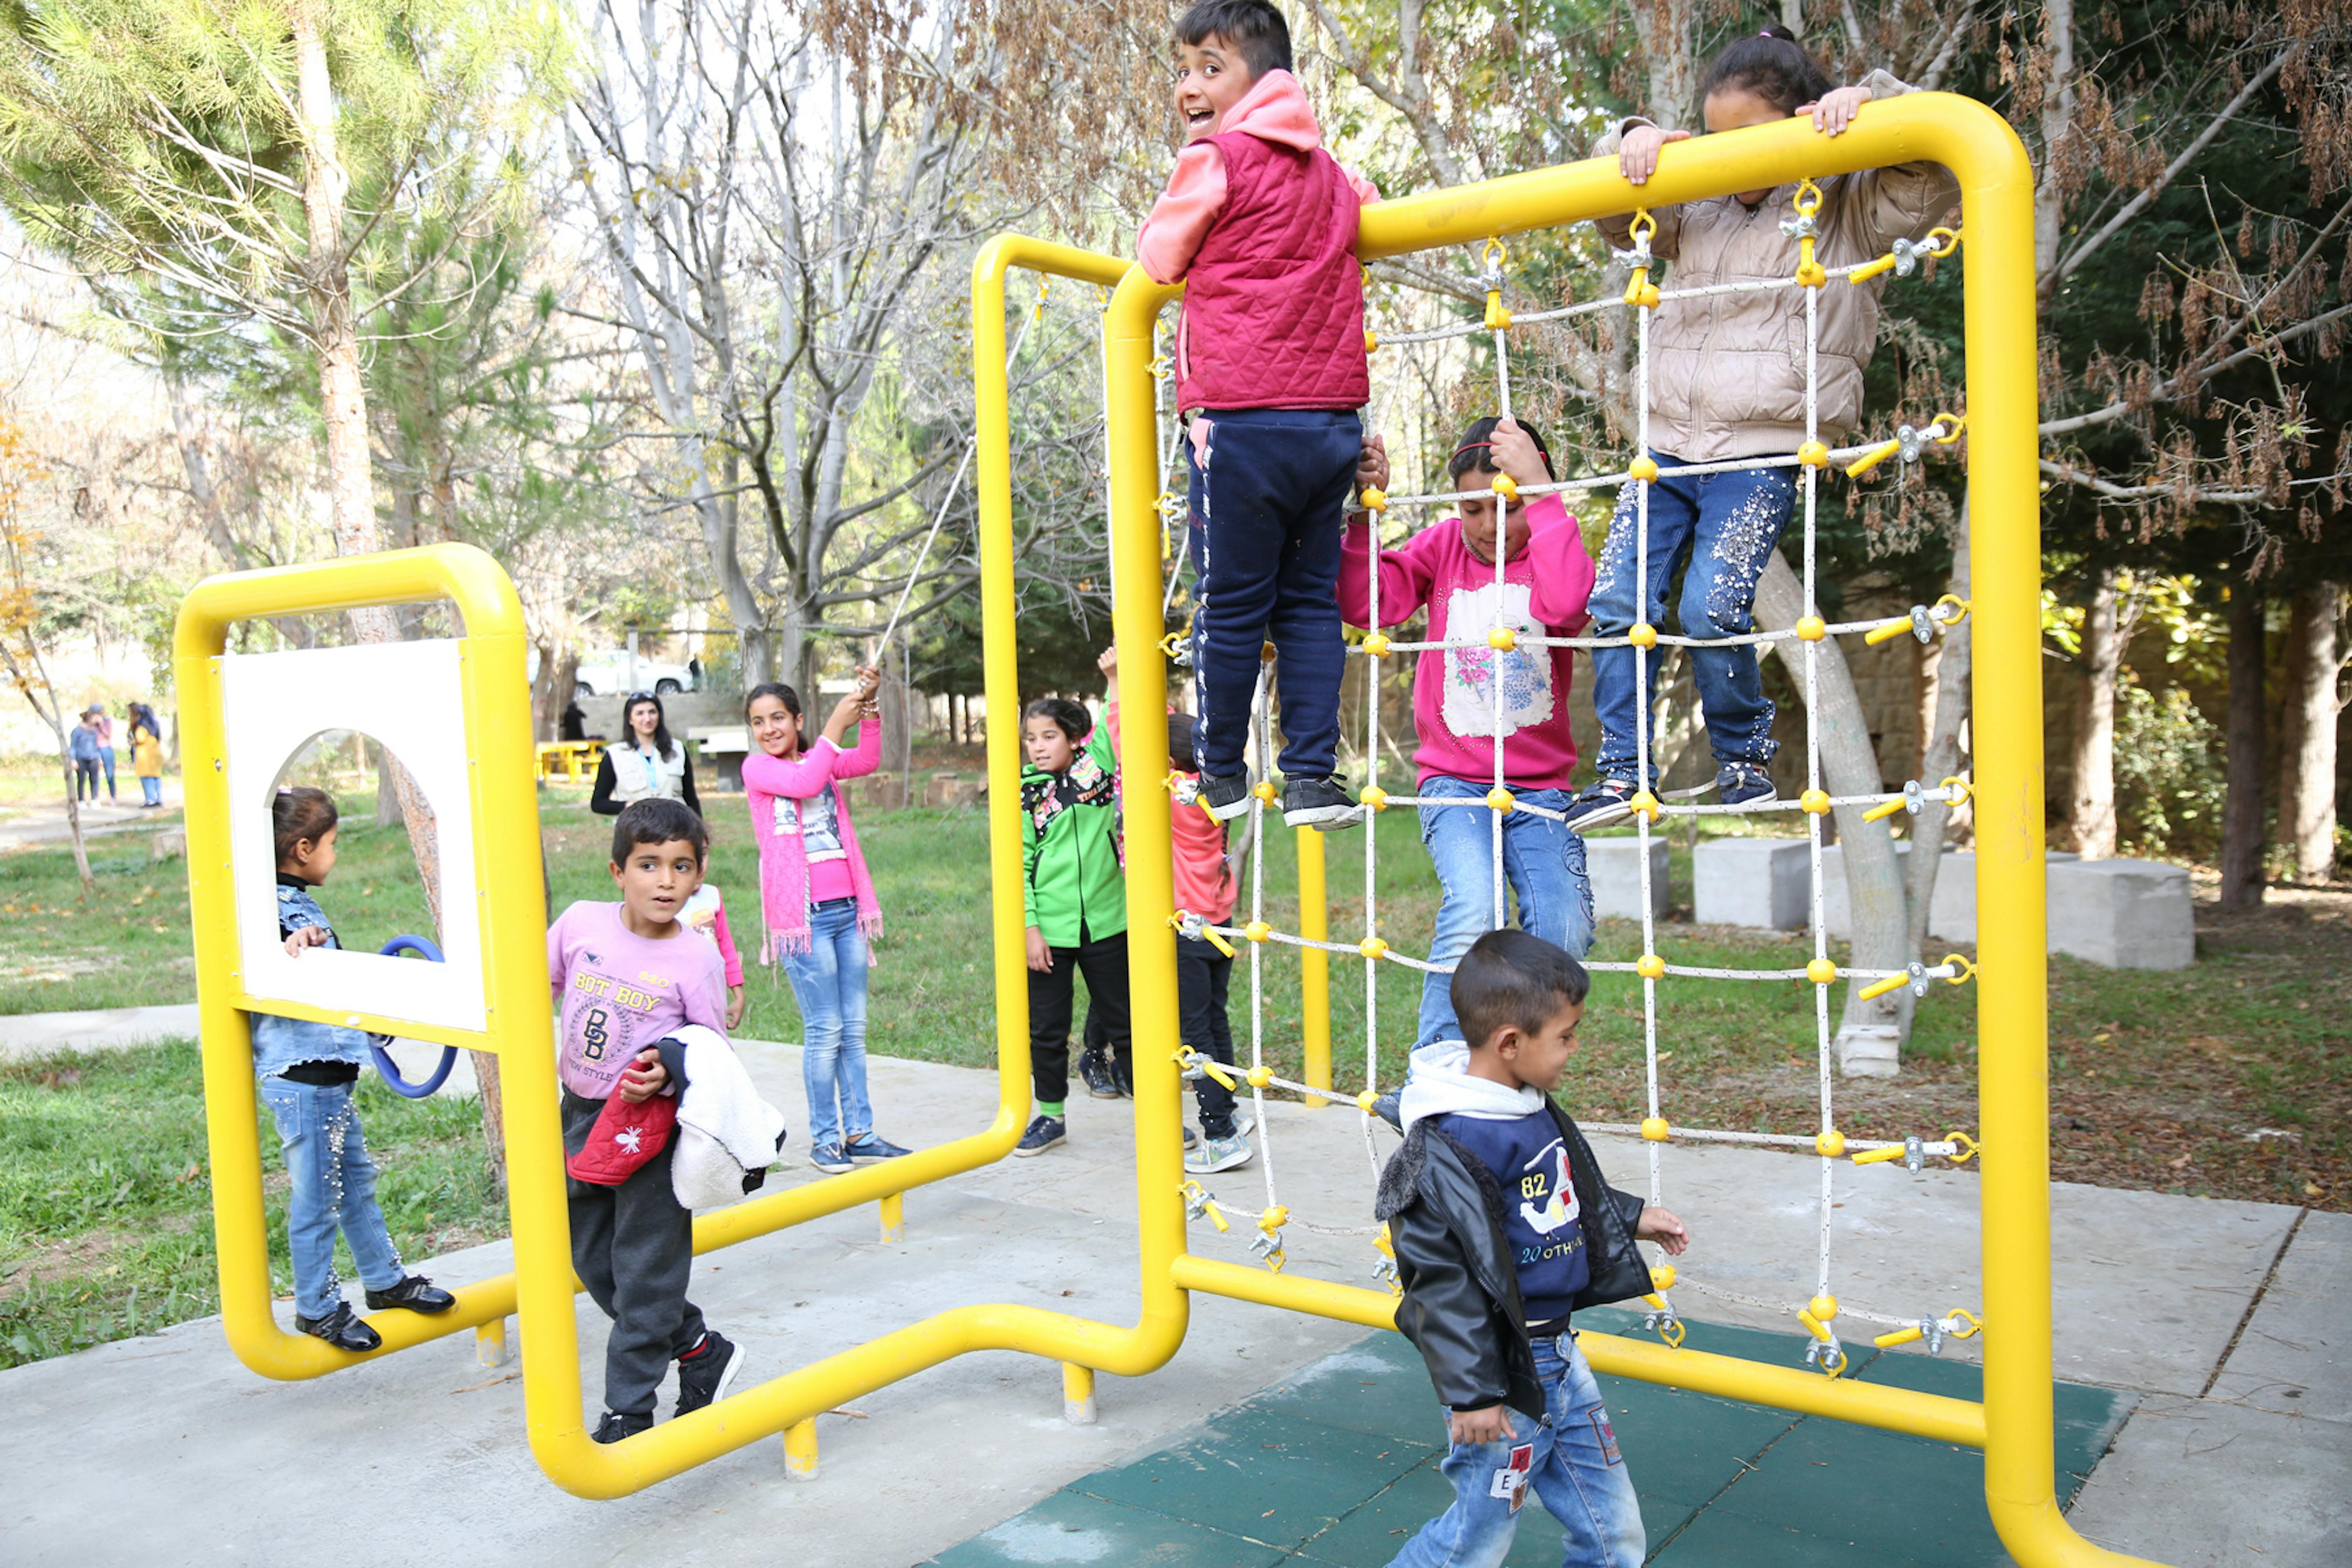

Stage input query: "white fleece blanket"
[
  {"left": 1395, "top": 1039, "right": 1543, "bottom": 1132},
  {"left": 667, "top": 1025, "right": 787, "bottom": 1211}
]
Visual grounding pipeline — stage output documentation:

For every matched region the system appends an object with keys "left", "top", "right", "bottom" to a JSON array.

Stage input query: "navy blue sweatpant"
[{"left": 1185, "top": 407, "right": 1361, "bottom": 781}]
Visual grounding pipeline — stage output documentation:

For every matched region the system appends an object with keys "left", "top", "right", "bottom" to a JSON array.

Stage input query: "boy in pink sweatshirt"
[
  {"left": 1139, "top": 0, "right": 1379, "bottom": 832},
  {"left": 1338, "top": 417, "right": 1599, "bottom": 1048}
]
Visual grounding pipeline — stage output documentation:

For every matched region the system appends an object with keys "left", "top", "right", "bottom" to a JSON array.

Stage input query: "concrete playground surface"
[{"left": 2, "top": 1035, "right": 2345, "bottom": 1566}]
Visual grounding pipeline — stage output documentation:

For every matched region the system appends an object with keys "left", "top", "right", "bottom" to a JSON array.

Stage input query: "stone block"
[
  {"left": 1692, "top": 838, "right": 1811, "bottom": 929},
  {"left": 1585, "top": 835, "right": 1669, "bottom": 921},
  {"left": 149, "top": 830, "right": 186, "bottom": 863},
  {"left": 2046, "top": 857, "right": 2195, "bottom": 969}
]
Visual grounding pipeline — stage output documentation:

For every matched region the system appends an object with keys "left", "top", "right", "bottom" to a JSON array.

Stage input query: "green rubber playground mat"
[{"left": 924, "top": 1309, "right": 2135, "bottom": 1567}]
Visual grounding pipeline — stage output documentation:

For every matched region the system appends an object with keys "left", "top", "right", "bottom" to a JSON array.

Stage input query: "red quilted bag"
[{"left": 565, "top": 1092, "right": 678, "bottom": 1185}]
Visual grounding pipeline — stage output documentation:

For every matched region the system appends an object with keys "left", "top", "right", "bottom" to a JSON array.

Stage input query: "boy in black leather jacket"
[{"left": 1374, "top": 929, "right": 1689, "bottom": 1568}]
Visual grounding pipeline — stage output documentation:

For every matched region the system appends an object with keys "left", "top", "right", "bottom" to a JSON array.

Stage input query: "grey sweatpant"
[{"left": 562, "top": 1091, "right": 707, "bottom": 1417}]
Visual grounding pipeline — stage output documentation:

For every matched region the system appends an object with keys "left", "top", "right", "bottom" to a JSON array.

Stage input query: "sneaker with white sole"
[
  {"left": 1717, "top": 761, "right": 1778, "bottom": 809},
  {"left": 808, "top": 1142, "right": 854, "bottom": 1175},
  {"left": 1077, "top": 1045, "right": 1121, "bottom": 1099},
  {"left": 1197, "top": 772, "right": 1252, "bottom": 821},
  {"left": 1013, "top": 1115, "right": 1066, "bottom": 1156},
  {"left": 1184, "top": 1133, "right": 1254, "bottom": 1174},
  {"left": 844, "top": 1132, "right": 912, "bottom": 1161},
  {"left": 1562, "top": 777, "right": 1638, "bottom": 834},
  {"left": 1282, "top": 776, "right": 1362, "bottom": 830},
  {"left": 673, "top": 1329, "right": 745, "bottom": 1416}
]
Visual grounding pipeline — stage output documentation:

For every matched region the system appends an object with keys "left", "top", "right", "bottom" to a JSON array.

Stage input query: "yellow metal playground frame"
[{"left": 166, "top": 90, "right": 2155, "bottom": 1566}]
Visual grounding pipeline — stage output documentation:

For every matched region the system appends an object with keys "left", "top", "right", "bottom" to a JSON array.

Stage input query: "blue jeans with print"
[
  {"left": 259, "top": 1075, "right": 406, "bottom": 1320},
  {"left": 1417, "top": 778, "right": 1595, "bottom": 1048},
  {"left": 1588, "top": 452, "right": 1796, "bottom": 781},
  {"left": 781, "top": 897, "right": 872, "bottom": 1151},
  {"left": 1389, "top": 1331, "right": 1645, "bottom": 1568}
]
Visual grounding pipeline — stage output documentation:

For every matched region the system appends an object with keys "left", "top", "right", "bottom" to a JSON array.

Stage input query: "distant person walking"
[
  {"left": 131, "top": 703, "right": 166, "bottom": 808},
  {"left": 68, "top": 709, "right": 101, "bottom": 801},
  {"left": 88, "top": 703, "right": 118, "bottom": 800}
]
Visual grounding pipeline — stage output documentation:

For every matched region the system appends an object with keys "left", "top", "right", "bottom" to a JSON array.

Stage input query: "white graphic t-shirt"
[
  {"left": 1440, "top": 579, "right": 1554, "bottom": 740},
  {"left": 772, "top": 788, "right": 846, "bottom": 863}
]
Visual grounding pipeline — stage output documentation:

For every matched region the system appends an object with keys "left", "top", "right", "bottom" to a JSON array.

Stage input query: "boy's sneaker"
[
  {"left": 593, "top": 1409, "right": 653, "bottom": 1444},
  {"left": 1717, "top": 761, "right": 1778, "bottom": 809},
  {"left": 1182, "top": 1125, "right": 1199, "bottom": 1149},
  {"left": 808, "top": 1142, "right": 855, "bottom": 1175},
  {"left": 1197, "top": 772, "right": 1252, "bottom": 821},
  {"left": 1184, "top": 1133, "right": 1254, "bottom": 1174},
  {"left": 843, "top": 1132, "right": 911, "bottom": 1162},
  {"left": 1078, "top": 1046, "right": 1121, "bottom": 1099},
  {"left": 1013, "top": 1114, "right": 1066, "bottom": 1157},
  {"left": 1562, "top": 777, "right": 1638, "bottom": 833},
  {"left": 1282, "top": 776, "right": 1363, "bottom": 830},
  {"left": 1113, "top": 1058, "right": 1135, "bottom": 1098},
  {"left": 673, "top": 1330, "right": 745, "bottom": 1416},
  {"left": 295, "top": 1301, "right": 382, "bottom": 1353},
  {"left": 364, "top": 1274, "right": 457, "bottom": 1315}
]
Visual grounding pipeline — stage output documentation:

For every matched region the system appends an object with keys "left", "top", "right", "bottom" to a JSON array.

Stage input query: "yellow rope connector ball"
[
  {"left": 1358, "top": 936, "right": 1389, "bottom": 960},
  {"left": 1363, "top": 328, "right": 1379, "bottom": 353},
  {"left": 1244, "top": 920, "right": 1272, "bottom": 944},
  {"left": 1796, "top": 615, "right": 1827, "bottom": 641},
  {"left": 1356, "top": 1089, "right": 1379, "bottom": 1112},
  {"left": 1798, "top": 440, "right": 1831, "bottom": 468},
  {"left": 1490, "top": 472, "right": 1518, "bottom": 502},
  {"left": 1628, "top": 622, "right": 1659, "bottom": 649},
  {"left": 1253, "top": 780, "right": 1278, "bottom": 803},
  {"left": 1650, "top": 1264, "right": 1677, "bottom": 1292},
  {"left": 1361, "top": 632, "right": 1390, "bottom": 657},
  {"left": 1359, "top": 487, "right": 1388, "bottom": 513},
  {"left": 1628, "top": 790, "right": 1662, "bottom": 822},
  {"left": 1361, "top": 785, "right": 1389, "bottom": 811},
  {"left": 1259, "top": 1204, "right": 1289, "bottom": 1232},
  {"left": 1487, "top": 625, "right": 1517, "bottom": 652},
  {"left": 1636, "top": 953, "right": 1666, "bottom": 980},
  {"left": 1246, "top": 1065, "right": 1273, "bottom": 1088},
  {"left": 1624, "top": 267, "right": 1661, "bottom": 311},
  {"left": 1485, "top": 786, "right": 1515, "bottom": 814},
  {"left": 1801, "top": 788, "right": 1832, "bottom": 814},
  {"left": 1807, "top": 958, "right": 1838, "bottom": 985},
  {"left": 1809, "top": 1294, "right": 1838, "bottom": 1323},
  {"left": 1628, "top": 456, "right": 1660, "bottom": 484},
  {"left": 1640, "top": 1116, "right": 1670, "bottom": 1142},
  {"left": 1815, "top": 1129, "right": 1846, "bottom": 1158}
]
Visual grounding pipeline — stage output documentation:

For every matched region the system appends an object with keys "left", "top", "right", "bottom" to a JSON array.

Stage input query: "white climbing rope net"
[{"left": 1167, "top": 182, "right": 1989, "bottom": 1373}]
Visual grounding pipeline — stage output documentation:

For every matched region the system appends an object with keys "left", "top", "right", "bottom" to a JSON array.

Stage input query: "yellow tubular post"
[{"left": 1298, "top": 826, "right": 1331, "bottom": 1106}]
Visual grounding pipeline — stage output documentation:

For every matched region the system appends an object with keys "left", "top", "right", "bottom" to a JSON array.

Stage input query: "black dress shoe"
[
  {"left": 365, "top": 1274, "right": 457, "bottom": 1314},
  {"left": 295, "top": 1301, "right": 383, "bottom": 1353}
]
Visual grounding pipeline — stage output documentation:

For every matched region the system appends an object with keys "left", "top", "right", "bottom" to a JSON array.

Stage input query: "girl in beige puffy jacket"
[{"left": 1562, "top": 26, "right": 1960, "bottom": 834}]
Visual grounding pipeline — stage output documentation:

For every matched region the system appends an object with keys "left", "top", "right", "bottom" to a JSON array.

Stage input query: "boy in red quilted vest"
[{"left": 1138, "top": 0, "right": 1380, "bottom": 831}]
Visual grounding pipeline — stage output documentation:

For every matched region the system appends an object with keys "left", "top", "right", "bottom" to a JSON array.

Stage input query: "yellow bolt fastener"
[
  {"left": 1816, "top": 1129, "right": 1846, "bottom": 1158},
  {"left": 1796, "top": 615, "right": 1827, "bottom": 642},
  {"left": 1359, "top": 487, "right": 1388, "bottom": 513},
  {"left": 1181, "top": 1179, "right": 1230, "bottom": 1232},
  {"left": 1650, "top": 1264, "right": 1677, "bottom": 1292},
  {"left": 1628, "top": 790, "right": 1662, "bottom": 822},
  {"left": 1359, "top": 936, "right": 1389, "bottom": 960},
  {"left": 1862, "top": 793, "right": 1908, "bottom": 823},
  {"left": 1843, "top": 436, "right": 1904, "bottom": 479},
  {"left": 1807, "top": 958, "right": 1838, "bottom": 986},
  {"left": 1362, "top": 632, "right": 1390, "bottom": 657},
  {"left": 1636, "top": 953, "right": 1667, "bottom": 980},
  {"left": 1627, "top": 622, "right": 1659, "bottom": 649},
  {"left": 1486, "top": 786, "right": 1515, "bottom": 814},
  {"left": 1484, "top": 291, "right": 1512, "bottom": 332},
  {"left": 1797, "top": 441, "right": 1831, "bottom": 468},
  {"left": 1361, "top": 785, "right": 1389, "bottom": 811},
  {"left": 1201, "top": 926, "right": 1236, "bottom": 958},
  {"left": 1254, "top": 780, "right": 1278, "bottom": 803},
  {"left": 1874, "top": 1323, "right": 1926, "bottom": 1348},
  {"left": 1801, "top": 788, "right": 1832, "bottom": 814},
  {"left": 1628, "top": 456, "right": 1660, "bottom": 484},
  {"left": 1864, "top": 613, "right": 1922, "bottom": 647},
  {"left": 1640, "top": 1116, "right": 1670, "bottom": 1142},
  {"left": 1623, "top": 265, "right": 1661, "bottom": 311},
  {"left": 1853, "top": 1143, "right": 1909, "bottom": 1166},
  {"left": 1246, "top": 1065, "right": 1273, "bottom": 1088},
  {"left": 1490, "top": 472, "right": 1519, "bottom": 502},
  {"left": 1488, "top": 625, "right": 1517, "bottom": 652},
  {"left": 1244, "top": 920, "right": 1272, "bottom": 944},
  {"left": 1794, "top": 237, "right": 1827, "bottom": 289}
]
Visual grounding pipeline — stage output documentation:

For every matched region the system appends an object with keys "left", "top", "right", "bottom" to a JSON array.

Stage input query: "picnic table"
[{"left": 536, "top": 740, "right": 603, "bottom": 783}]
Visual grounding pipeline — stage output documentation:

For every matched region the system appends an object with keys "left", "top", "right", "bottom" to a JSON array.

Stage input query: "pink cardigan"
[
  {"left": 741, "top": 718, "right": 883, "bottom": 958},
  {"left": 1336, "top": 493, "right": 1595, "bottom": 789}
]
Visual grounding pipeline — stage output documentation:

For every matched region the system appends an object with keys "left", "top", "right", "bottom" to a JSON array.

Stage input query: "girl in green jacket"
[{"left": 1016, "top": 695, "right": 1130, "bottom": 1156}]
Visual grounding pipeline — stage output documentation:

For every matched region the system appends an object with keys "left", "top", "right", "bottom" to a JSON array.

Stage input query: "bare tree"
[{"left": 2279, "top": 585, "right": 2345, "bottom": 882}]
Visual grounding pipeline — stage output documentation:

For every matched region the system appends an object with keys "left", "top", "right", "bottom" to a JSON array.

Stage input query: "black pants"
[
  {"left": 73, "top": 757, "right": 99, "bottom": 800},
  {"left": 1176, "top": 935, "right": 1239, "bottom": 1137},
  {"left": 1028, "top": 927, "right": 1131, "bottom": 1105},
  {"left": 563, "top": 1091, "right": 706, "bottom": 1417}
]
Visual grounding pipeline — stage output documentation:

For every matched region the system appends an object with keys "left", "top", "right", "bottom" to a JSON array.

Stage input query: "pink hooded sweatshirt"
[
  {"left": 1137, "top": 69, "right": 1380, "bottom": 413},
  {"left": 1336, "top": 493, "right": 1596, "bottom": 790}
]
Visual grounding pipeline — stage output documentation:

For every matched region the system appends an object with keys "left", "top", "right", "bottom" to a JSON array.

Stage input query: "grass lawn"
[{"left": 1, "top": 784, "right": 2344, "bottom": 1366}]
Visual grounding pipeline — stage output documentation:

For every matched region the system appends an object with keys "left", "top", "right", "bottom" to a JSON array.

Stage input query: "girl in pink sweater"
[
  {"left": 1337, "top": 417, "right": 1599, "bottom": 1048},
  {"left": 743, "top": 670, "right": 909, "bottom": 1176}
]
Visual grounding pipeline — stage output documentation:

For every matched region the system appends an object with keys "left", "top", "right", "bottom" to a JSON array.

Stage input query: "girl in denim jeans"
[
  {"left": 743, "top": 674, "right": 911, "bottom": 1178},
  {"left": 250, "top": 787, "right": 455, "bottom": 1352},
  {"left": 1338, "top": 416, "right": 1599, "bottom": 1048}
]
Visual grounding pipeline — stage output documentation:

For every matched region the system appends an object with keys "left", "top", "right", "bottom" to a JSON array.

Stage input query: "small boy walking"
[
  {"left": 1138, "top": 0, "right": 1379, "bottom": 829},
  {"left": 550, "top": 798, "right": 746, "bottom": 1442},
  {"left": 1377, "top": 930, "right": 1690, "bottom": 1567}
]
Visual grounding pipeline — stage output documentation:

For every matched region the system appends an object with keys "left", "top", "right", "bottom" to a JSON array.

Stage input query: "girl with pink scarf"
[{"left": 743, "top": 669, "right": 909, "bottom": 1175}]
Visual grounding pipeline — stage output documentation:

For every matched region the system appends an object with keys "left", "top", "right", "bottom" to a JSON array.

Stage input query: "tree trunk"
[
  {"left": 1627, "top": 0, "right": 1700, "bottom": 127},
  {"left": 2217, "top": 582, "right": 2268, "bottom": 907},
  {"left": 1906, "top": 505, "right": 1972, "bottom": 957},
  {"left": 1755, "top": 553, "right": 1913, "bottom": 1075},
  {"left": 2067, "top": 566, "right": 2120, "bottom": 857},
  {"left": 2281, "top": 587, "right": 2342, "bottom": 882}
]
